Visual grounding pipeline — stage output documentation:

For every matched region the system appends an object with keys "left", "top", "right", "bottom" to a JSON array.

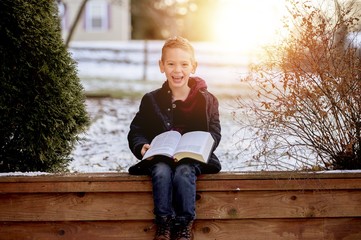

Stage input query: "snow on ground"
[{"left": 68, "top": 95, "right": 253, "bottom": 173}]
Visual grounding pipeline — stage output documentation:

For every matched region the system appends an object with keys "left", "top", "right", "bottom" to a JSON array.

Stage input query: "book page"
[
  {"left": 142, "top": 131, "right": 181, "bottom": 160},
  {"left": 173, "top": 131, "right": 214, "bottom": 162}
]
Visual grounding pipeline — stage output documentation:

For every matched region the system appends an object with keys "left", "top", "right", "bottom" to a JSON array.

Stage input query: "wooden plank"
[
  {"left": 1, "top": 218, "right": 361, "bottom": 240},
  {"left": 196, "top": 190, "right": 361, "bottom": 219},
  {"left": 0, "top": 173, "right": 147, "bottom": 183},
  {"left": 197, "top": 178, "right": 361, "bottom": 191},
  {"left": 1, "top": 176, "right": 361, "bottom": 193},
  {"left": 1, "top": 171, "right": 361, "bottom": 183},
  {"left": 0, "top": 180, "right": 153, "bottom": 193},
  {"left": 0, "top": 221, "right": 154, "bottom": 240},
  {"left": 194, "top": 218, "right": 361, "bottom": 240},
  {"left": 1, "top": 190, "right": 360, "bottom": 221},
  {"left": 0, "top": 192, "right": 154, "bottom": 221}
]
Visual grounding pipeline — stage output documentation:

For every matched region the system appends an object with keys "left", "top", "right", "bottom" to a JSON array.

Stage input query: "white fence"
[{"left": 69, "top": 40, "right": 257, "bottom": 84}]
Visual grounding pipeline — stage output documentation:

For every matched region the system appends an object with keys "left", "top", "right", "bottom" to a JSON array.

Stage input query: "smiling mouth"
[{"left": 172, "top": 76, "right": 184, "bottom": 82}]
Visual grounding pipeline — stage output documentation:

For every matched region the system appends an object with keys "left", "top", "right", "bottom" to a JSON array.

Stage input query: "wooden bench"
[{"left": 0, "top": 171, "right": 361, "bottom": 239}]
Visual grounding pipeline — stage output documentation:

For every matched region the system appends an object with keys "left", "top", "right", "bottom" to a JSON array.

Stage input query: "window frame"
[{"left": 84, "top": 0, "right": 109, "bottom": 32}]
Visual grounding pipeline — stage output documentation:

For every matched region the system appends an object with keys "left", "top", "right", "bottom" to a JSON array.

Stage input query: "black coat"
[{"left": 127, "top": 77, "right": 221, "bottom": 175}]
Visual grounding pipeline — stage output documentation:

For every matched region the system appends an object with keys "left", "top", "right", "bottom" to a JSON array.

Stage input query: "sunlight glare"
[{"left": 212, "top": 0, "right": 286, "bottom": 52}]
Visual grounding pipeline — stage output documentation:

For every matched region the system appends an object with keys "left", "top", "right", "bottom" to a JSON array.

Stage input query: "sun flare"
[{"left": 212, "top": 0, "right": 286, "bottom": 52}]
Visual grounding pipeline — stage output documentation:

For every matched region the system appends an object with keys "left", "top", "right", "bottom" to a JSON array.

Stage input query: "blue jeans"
[{"left": 150, "top": 160, "right": 200, "bottom": 223}]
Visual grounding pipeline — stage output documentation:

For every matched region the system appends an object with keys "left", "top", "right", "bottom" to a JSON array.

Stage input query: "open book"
[{"left": 142, "top": 131, "right": 215, "bottom": 163}]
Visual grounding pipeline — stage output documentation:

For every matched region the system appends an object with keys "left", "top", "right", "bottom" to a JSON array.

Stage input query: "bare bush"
[{"left": 235, "top": 0, "right": 361, "bottom": 170}]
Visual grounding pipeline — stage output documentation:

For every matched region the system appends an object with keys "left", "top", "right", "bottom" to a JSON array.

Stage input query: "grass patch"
[{"left": 85, "top": 89, "right": 144, "bottom": 100}]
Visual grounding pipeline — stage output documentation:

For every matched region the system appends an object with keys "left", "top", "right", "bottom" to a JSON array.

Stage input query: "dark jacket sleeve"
[
  {"left": 128, "top": 90, "right": 169, "bottom": 160},
  {"left": 128, "top": 93, "right": 155, "bottom": 160},
  {"left": 198, "top": 91, "right": 222, "bottom": 174},
  {"left": 208, "top": 93, "right": 221, "bottom": 149}
]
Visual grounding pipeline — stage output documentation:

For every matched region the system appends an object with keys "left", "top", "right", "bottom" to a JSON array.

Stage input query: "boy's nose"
[{"left": 174, "top": 65, "right": 182, "bottom": 72}]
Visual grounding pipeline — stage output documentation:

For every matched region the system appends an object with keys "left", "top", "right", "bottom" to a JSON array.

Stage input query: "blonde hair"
[{"left": 161, "top": 36, "right": 196, "bottom": 63}]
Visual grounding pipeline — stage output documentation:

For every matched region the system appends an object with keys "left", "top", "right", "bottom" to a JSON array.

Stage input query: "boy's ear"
[
  {"left": 191, "top": 61, "right": 198, "bottom": 74},
  {"left": 159, "top": 60, "right": 165, "bottom": 73}
]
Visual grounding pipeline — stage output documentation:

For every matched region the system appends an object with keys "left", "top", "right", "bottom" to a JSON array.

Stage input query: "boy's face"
[{"left": 159, "top": 48, "right": 197, "bottom": 90}]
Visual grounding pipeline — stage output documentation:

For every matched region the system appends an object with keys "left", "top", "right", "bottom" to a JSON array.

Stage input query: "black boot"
[
  {"left": 154, "top": 216, "right": 172, "bottom": 240},
  {"left": 173, "top": 220, "right": 194, "bottom": 240}
]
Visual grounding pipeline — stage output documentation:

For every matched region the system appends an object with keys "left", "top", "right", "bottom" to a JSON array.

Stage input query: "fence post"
[{"left": 143, "top": 40, "right": 148, "bottom": 81}]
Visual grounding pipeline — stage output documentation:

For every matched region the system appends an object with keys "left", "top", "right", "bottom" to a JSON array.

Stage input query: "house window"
[{"left": 85, "top": 0, "right": 109, "bottom": 31}]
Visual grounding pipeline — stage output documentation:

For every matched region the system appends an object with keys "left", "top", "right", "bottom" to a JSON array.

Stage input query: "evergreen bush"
[{"left": 0, "top": 0, "right": 89, "bottom": 172}]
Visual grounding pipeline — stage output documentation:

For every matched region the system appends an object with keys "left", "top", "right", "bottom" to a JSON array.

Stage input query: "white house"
[{"left": 58, "top": 0, "right": 131, "bottom": 42}]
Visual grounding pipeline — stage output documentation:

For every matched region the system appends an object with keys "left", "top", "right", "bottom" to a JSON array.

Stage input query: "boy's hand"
[{"left": 141, "top": 144, "right": 153, "bottom": 160}]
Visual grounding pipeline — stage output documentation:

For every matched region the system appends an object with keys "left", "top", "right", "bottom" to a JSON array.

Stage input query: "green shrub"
[{"left": 0, "top": 0, "right": 89, "bottom": 172}]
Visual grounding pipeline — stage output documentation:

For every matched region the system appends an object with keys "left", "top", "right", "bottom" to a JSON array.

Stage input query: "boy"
[{"left": 127, "top": 36, "right": 221, "bottom": 240}]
